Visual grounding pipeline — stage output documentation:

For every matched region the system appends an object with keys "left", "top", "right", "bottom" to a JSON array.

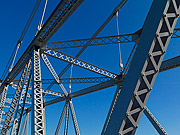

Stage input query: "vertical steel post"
[{"left": 32, "top": 48, "right": 45, "bottom": 135}]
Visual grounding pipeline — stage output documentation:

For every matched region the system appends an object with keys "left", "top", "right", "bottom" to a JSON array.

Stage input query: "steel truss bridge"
[{"left": 0, "top": 0, "right": 180, "bottom": 134}]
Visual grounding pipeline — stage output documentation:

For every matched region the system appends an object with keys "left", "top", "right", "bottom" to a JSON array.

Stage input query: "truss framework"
[
  {"left": 0, "top": 0, "right": 180, "bottom": 134},
  {"left": 43, "top": 49, "right": 117, "bottom": 78},
  {"left": 102, "top": 0, "right": 180, "bottom": 134},
  {"left": 31, "top": 48, "right": 45, "bottom": 135},
  {"left": 46, "top": 28, "right": 180, "bottom": 50},
  {"left": 1, "top": 59, "right": 32, "bottom": 135}
]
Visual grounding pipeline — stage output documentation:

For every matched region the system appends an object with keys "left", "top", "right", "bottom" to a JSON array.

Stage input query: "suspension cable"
[
  {"left": 116, "top": 11, "right": 123, "bottom": 74},
  {"left": 0, "top": 0, "right": 42, "bottom": 82}
]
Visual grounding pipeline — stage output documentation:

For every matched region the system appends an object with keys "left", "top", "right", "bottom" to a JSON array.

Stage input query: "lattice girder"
[
  {"left": 102, "top": 0, "right": 180, "bottom": 135},
  {"left": 31, "top": 48, "right": 45, "bottom": 135}
]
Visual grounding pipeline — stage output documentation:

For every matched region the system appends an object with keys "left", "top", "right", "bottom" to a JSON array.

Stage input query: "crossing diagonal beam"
[
  {"left": 172, "top": 28, "right": 180, "bottom": 38},
  {"left": 101, "top": 1, "right": 180, "bottom": 135},
  {"left": 1, "top": 59, "right": 32, "bottom": 135},
  {"left": 43, "top": 49, "right": 117, "bottom": 78},
  {"left": 44, "top": 53, "right": 180, "bottom": 106},
  {"left": 46, "top": 0, "right": 129, "bottom": 90},
  {"left": 144, "top": 106, "right": 167, "bottom": 135},
  {"left": 69, "top": 99, "right": 80, "bottom": 135},
  {"left": 10, "top": 72, "right": 31, "bottom": 135},
  {"left": 64, "top": 103, "right": 70, "bottom": 135},
  {"left": 55, "top": 101, "right": 68, "bottom": 135},
  {"left": 16, "top": 73, "right": 32, "bottom": 135},
  {"left": 0, "top": 0, "right": 84, "bottom": 95},
  {"left": 41, "top": 53, "right": 68, "bottom": 95}
]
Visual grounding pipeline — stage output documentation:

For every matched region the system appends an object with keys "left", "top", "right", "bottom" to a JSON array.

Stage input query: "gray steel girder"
[
  {"left": 31, "top": 49, "right": 45, "bottom": 135},
  {"left": 46, "top": 0, "right": 129, "bottom": 90},
  {"left": 101, "top": 0, "right": 180, "bottom": 135},
  {"left": 1, "top": 59, "right": 32, "bottom": 135},
  {"left": 46, "top": 28, "right": 180, "bottom": 50},
  {"left": 0, "top": 0, "right": 85, "bottom": 96},
  {"left": 43, "top": 49, "right": 117, "bottom": 78}
]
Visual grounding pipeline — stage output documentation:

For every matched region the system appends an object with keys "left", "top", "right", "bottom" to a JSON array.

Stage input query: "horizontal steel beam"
[
  {"left": 159, "top": 55, "right": 180, "bottom": 72},
  {"left": 46, "top": 28, "right": 180, "bottom": 49},
  {"left": 46, "top": 32, "right": 140, "bottom": 49},
  {"left": 5, "top": 55, "right": 180, "bottom": 106},
  {"left": 6, "top": 54, "right": 180, "bottom": 106},
  {"left": 45, "top": 0, "right": 129, "bottom": 90},
  {"left": 44, "top": 76, "right": 124, "bottom": 106},
  {"left": 13, "top": 77, "right": 111, "bottom": 84},
  {"left": 44, "top": 54, "right": 180, "bottom": 106}
]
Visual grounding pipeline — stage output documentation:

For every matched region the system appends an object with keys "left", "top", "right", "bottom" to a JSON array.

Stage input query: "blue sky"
[{"left": 0, "top": 0, "right": 180, "bottom": 135}]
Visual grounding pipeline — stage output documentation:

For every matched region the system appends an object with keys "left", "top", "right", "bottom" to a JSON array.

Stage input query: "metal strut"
[
  {"left": 144, "top": 107, "right": 167, "bottom": 135},
  {"left": 41, "top": 53, "right": 68, "bottom": 96},
  {"left": 31, "top": 48, "right": 45, "bottom": 135},
  {"left": 0, "top": 85, "right": 9, "bottom": 125},
  {"left": 10, "top": 63, "right": 32, "bottom": 135},
  {"left": 102, "top": 0, "right": 180, "bottom": 135},
  {"left": 43, "top": 49, "right": 117, "bottom": 78},
  {"left": 1, "top": 59, "right": 32, "bottom": 135}
]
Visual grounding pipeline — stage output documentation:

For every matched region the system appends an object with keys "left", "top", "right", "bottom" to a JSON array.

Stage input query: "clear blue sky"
[{"left": 0, "top": 0, "right": 180, "bottom": 135}]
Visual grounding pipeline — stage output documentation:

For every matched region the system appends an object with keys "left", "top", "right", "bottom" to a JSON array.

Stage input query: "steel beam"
[
  {"left": 1, "top": 60, "right": 32, "bottom": 135},
  {"left": 44, "top": 52, "right": 180, "bottom": 106},
  {"left": 46, "top": 27, "right": 180, "bottom": 50},
  {"left": 55, "top": 101, "right": 68, "bottom": 135},
  {"left": 16, "top": 73, "right": 32, "bottom": 135},
  {"left": 41, "top": 53, "right": 68, "bottom": 95},
  {"left": 101, "top": 1, "right": 180, "bottom": 134},
  {"left": 69, "top": 99, "right": 80, "bottom": 135},
  {"left": 159, "top": 55, "right": 180, "bottom": 72},
  {"left": 0, "top": 0, "right": 84, "bottom": 96},
  {"left": 47, "top": 33, "right": 140, "bottom": 49},
  {"left": 0, "top": 86, "right": 8, "bottom": 125},
  {"left": 46, "top": 0, "right": 129, "bottom": 90},
  {"left": 13, "top": 77, "right": 112, "bottom": 85},
  {"left": 31, "top": 48, "right": 45, "bottom": 135},
  {"left": 144, "top": 106, "right": 167, "bottom": 135},
  {"left": 44, "top": 77, "right": 124, "bottom": 106},
  {"left": 43, "top": 49, "right": 117, "bottom": 78},
  {"left": 64, "top": 104, "right": 69, "bottom": 135}
]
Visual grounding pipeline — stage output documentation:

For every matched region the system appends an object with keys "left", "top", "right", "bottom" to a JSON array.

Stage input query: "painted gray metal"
[
  {"left": 1, "top": 60, "right": 31, "bottom": 135},
  {"left": 46, "top": 0, "right": 129, "bottom": 90},
  {"left": 160, "top": 55, "right": 180, "bottom": 72},
  {"left": 46, "top": 33, "right": 139, "bottom": 49},
  {"left": 0, "top": 0, "right": 85, "bottom": 96},
  {"left": 101, "top": 0, "right": 180, "bottom": 134},
  {"left": 43, "top": 49, "right": 117, "bottom": 78},
  {"left": 46, "top": 27, "right": 180, "bottom": 50},
  {"left": 31, "top": 49, "right": 45, "bottom": 135},
  {"left": 0, "top": 86, "right": 8, "bottom": 126},
  {"left": 13, "top": 77, "right": 112, "bottom": 85},
  {"left": 144, "top": 107, "right": 167, "bottom": 135},
  {"left": 41, "top": 53, "right": 68, "bottom": 95}
]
